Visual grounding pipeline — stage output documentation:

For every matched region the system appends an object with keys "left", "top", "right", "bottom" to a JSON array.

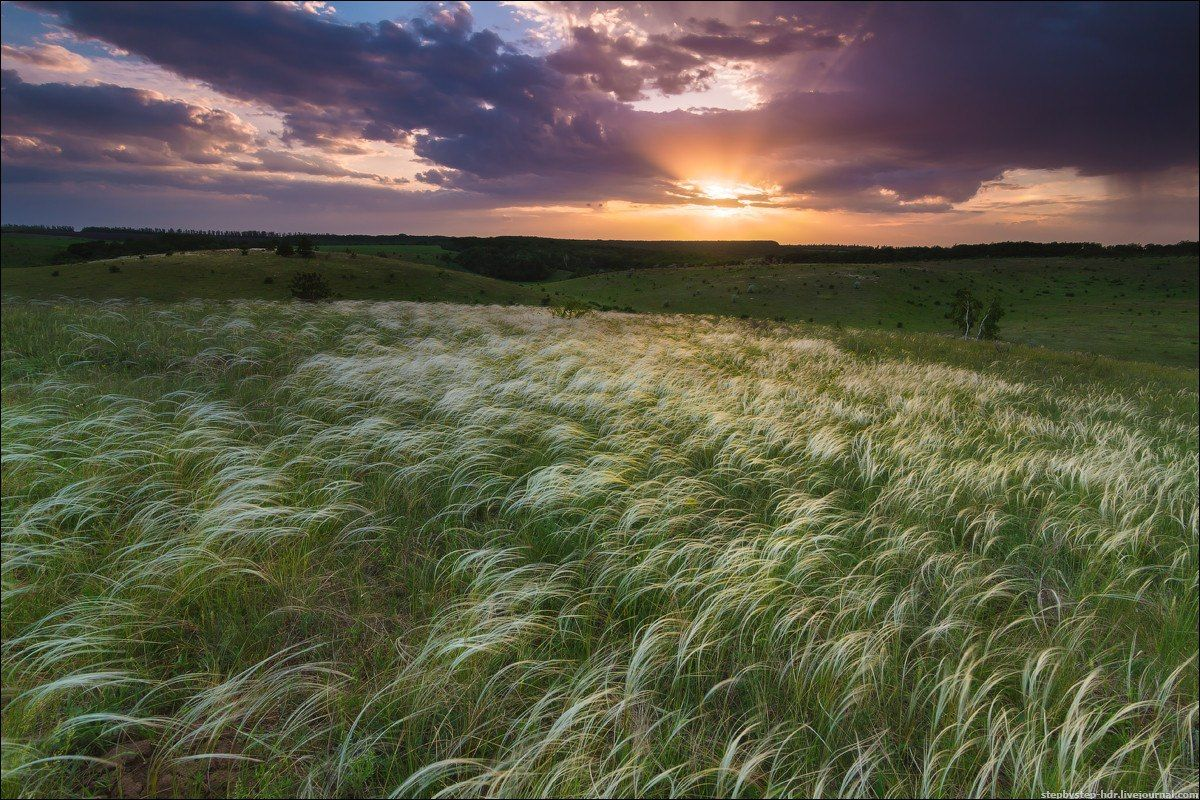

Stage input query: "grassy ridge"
[
  {"left": 2, "top": 299, "right": 1196, "bottom": 797},
  {"left": 331, "top": 243, "right": 456, "bottom": 265},
  {"left": 0, "top": 234, "right": 84, "bottom": 268},
  {"left": 0, "top": 249, "right": 544, "bottom": 305},
  {"left": 4, "top": 251, "right": 1195, "bottom": 367},
  {"left": 552, "top": 256, "right": 1199, "bottom": 367}
]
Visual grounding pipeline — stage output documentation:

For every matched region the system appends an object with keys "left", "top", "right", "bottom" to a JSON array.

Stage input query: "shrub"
[
  {"left": 297, "top": 236, "right": 315, "bottom": 258},
  {"left": 289, "top": 271, "right": 330, "bottom": 302},
  {"left": 108, "top": 264, "right": 121, "bottom": 273},
  {"left": 264, "top": 276, "right": 275, "bottom": 285},
  {"left": 276, "top": 242, "right": 295, "bottom": 257},
  {"left": 551, "top": 297, "right": 590, "bottom": 318}
]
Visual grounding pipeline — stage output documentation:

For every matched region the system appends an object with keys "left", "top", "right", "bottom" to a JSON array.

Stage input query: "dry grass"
[{"left": 2, "top": 299, "right": 1196, "bottom": 797}]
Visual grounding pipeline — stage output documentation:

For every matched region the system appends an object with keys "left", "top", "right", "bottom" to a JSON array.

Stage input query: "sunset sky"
[{"left": 2, "top": 1, "right": 1197, "bottom": 243}]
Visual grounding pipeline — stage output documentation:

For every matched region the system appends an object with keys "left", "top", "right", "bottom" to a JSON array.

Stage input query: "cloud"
[
  {"left": 235, "top": 148, "right": 407, "bottom": 185},
  {"left": 0, "top": 42, "right": 90, "bottom": 72},
  {"left": 547, "top": 25, "right": 713, "bottom": 101},
  {"left": 4, "top": 1, "right": 1197, "bottom": 235},
  {"left": 24, "top": 1, "right": 647, "bottom": 180},
  {"left": 544, "top": 13, "right": 846, "bottom": 101},
  {"left": 1, "top": 69, "right": 257, "bottom": 166}
]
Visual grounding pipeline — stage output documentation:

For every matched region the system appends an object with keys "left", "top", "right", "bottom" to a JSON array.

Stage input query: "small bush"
[
  {"left": 551, "top": 297, "right": 590, "bottom": 318},
  {"left": 276, "top": 242, "right": 295, "bottom": 257},
  {"left": 264, "top": 276, "right": 275, "bottom": 285},
  {"left": 108, "top": 264, "right": 121, "bottom": 273},
  {"left": 51, "top": 270, "right": 60, "bottom": 277},
  {"left": 289, "top": 271, "right": 331, "bottom": 302}
]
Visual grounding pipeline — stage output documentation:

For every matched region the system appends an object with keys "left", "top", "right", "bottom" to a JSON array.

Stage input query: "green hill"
[
  {"left": 0, "top": 233, "right": 87, "bottom": 268},
  {"left": 556, "top": 256, "right": 1199, "bottom": 367},
  {"left": 4, "top": 250, "right": 1196, "bottom": 367},
  {"left": 1, "top": 249, "right": 544, "bottom": 305}
]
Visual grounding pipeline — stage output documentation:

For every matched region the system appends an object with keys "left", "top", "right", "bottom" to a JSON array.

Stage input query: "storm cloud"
[{"left": 2, "top": 1, "right": 1196, "bottom": 236}]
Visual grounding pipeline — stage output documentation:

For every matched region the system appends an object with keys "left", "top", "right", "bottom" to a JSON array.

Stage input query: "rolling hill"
[
  {"left": 3, "top": 249, "right": 1196, "bottom": 367},
  {"left": 552, "top": 256, "right": 1199, "bottom": 367},
  {"left": 0, "top": 248, "right": 545, "bottom": 305}
]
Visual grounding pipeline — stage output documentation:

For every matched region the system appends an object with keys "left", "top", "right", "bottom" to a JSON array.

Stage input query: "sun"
[
  {"left": 694, "top": 181, "right": 744, "bottom": 201},
  {"left": 675, "top": 179, "right": 777, "bottom": 217}
]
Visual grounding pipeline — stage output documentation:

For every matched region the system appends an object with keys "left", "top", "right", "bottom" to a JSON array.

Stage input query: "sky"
[{"left": 1, "top": 1, "right": 1197, "bottom": 244}]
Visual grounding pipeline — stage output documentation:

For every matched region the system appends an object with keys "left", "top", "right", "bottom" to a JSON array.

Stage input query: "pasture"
[
  {"left": 0, "top": 249, "right": 544, "bottom": 306},
  {"left": 2, "top": 298, "right": 1196, "bottom": 797},
  {"left": 0, "top": 234, "right": 83, "bottom": 269},
  {"left": 330, "top": 243, "right": 456, "bottom": 264},
  {"left": 4, "top": 252, "right": 1195, "bottom": 367},
  {"left": 553, "top": 256, "right": 1200, "bottom": 367}
]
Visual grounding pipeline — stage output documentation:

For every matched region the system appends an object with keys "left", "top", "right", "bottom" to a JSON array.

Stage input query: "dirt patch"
[{"left": 95, "top": 737, "right": 245, "bottom": 799}]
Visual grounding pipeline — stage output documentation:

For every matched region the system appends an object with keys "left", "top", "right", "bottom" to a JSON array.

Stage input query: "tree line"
[{"left": 5, "top": 224, "right": 1195, "bottom": 278}]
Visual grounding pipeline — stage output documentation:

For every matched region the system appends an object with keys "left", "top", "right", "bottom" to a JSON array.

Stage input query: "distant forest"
[{"left": 4, "top": 224, "right": 1197, "bottom": 281}]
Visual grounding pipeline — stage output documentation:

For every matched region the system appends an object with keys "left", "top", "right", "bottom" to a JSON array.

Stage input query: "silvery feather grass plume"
[{"left": 2, "top": 298, "right": 1196, "bottom": 797}]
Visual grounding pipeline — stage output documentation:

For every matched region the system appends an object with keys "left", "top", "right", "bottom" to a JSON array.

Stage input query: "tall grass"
[{"left": 2, "top": 298, "right": 1196, "bottom": 797}]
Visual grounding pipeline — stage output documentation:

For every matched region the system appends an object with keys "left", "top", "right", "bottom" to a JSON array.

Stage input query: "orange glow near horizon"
[
  {"left": 669, "top": 178, "right": 783, "bottom": 218},
  {"left": 460, "top": 167, "right": 1197, "bottom": 245}
]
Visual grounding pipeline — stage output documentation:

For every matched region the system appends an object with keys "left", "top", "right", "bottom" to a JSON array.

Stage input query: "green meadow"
[
  {"left": 2, "top": 298, "right": 1195, "bottom": 797},
  {"left": 5, "top": 250, "right": 1197, "bottom": 366},
  {"left": 0, "top": 234, "right": 85, "bottom": 269},
  {"left": 2, "top": 245, "right": 1197, "bottom": 798},
  {"left": 551, "top": 256, "right": 1199, "bottom": 367},
  {"left": 0, "top": 249, "right": 544, "bottom": 306},
  {"left": 331, "top": 243, "right": 456, "bottom": 264}
]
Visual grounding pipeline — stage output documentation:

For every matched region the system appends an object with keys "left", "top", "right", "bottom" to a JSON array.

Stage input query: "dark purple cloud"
[
  {"left": 1, "top": 69, "right": 257, "bottom": 166},
  {"left": 547, "top": 25, "right": 714, "bottom": 100},
  {"left": 3, "top": 0, "right": 1197, "bottom": 227},
  {"left": 21, "top": 0, "right": 651, "bottom": 182},
  {"left": 677, "top": 16, "right": 842, "bottom": 59}
]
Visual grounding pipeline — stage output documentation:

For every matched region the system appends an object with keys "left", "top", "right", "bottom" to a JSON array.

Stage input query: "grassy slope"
[
  {"left": 332, "top": 243, "right": 455, "bottom": 265},
  {"left": 0, "top": 234, "right": 82, "bottom": 268},
  {"left": 4, "top": 250, "right": 1196, "bottom": 367},
  {"left": 1, "top": 249, "right": 544, "bottom": 305},
  {"left": 2, "top": 299, "right": 1195, "bottom": 797},
  {"left": 555, "top": 256, "right": 1200, "bottom": 367}
]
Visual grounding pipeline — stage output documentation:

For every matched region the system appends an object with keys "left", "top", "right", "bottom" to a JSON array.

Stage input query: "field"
[
  {"left": 0, "top": 234, "right": 84, "bottom": 269},
  {"left": 0, "top": 249, "right": 544, "bottom": 306},
  {"left": 5, "top": 252, "right": 1196, "bottom": 367},
  {"left": 330, "top": 243, "right": 456, "bottom": 265},
  {"left": 2, "top": 298, "right": 1196, "bottom": 797},
  {"left": 552, "top": 257, "right": 1200, "bottom": 367}
]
